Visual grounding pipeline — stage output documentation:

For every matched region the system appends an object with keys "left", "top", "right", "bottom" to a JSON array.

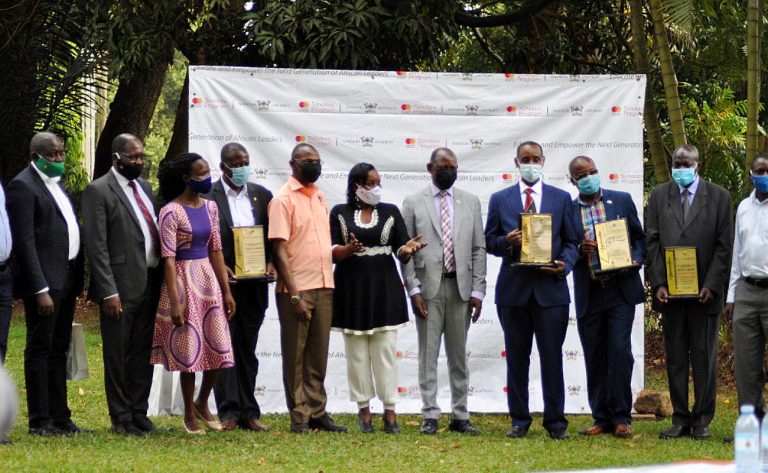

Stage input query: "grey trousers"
[
  {"left": 733, "top": 281, "right": 768, "bottom": 415},
  {"left": 415, "top": 278, "right": 471, "bottom": 420}
]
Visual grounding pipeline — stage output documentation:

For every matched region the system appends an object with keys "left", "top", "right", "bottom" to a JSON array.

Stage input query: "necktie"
[
  {"left": 681, "top": 189, "right": 690, "bottom": 222},
  {"left": 439, "top": 191, "right": 455, "bottom": 273},
  {"left": 128, "top": 181, "right": 160, "bottom": 255},
  {"left": 524, "top": 187, "right": 536, "bottom": 213}
]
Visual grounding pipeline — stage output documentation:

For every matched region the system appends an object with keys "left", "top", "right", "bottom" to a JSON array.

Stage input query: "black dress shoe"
[
  {"left": 29, "top": 424, "right": 65, "bottom": 437},
  {"left": 691, "top": 425, "right": 711, "bottom": 440},
  {"left": 448, "top": 419, "right": 481, "bottom": 436},
  {"left": 133, "top": 416, "right": 157, "bottom": 432},
  {"left": 420, "top": 418, "right": 438, "bottom": 435},
  {"left": 658, "top": 425, "right": 690, "bottom": 439},
  {"left": 308, "top": 415, "right": 348, "bottom": 433},
  {"left": 54, "top": 419, "right": 89, "bottom": 434},
  {"left": 506, "top": 425, "right": 528, "bottom": 438},
  {"left": 112, "top": 421, "right": 148, "bottom": 437},
  {"left": 384, "top": 418, "right": 400, "bottom": 435},
  {"left": 358, "top": 414, "right": 373, "bottom": 434},
  {"left": 290, "top": 422, "right": 309, "bottom": 434},
  {"left": 548, "top": 429, "right": 569, "bottom": 440}
]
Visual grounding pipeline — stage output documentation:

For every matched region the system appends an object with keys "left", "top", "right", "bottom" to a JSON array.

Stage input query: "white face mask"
[{"left": 356, "top": 185, "right": 382, "bottom": 206}]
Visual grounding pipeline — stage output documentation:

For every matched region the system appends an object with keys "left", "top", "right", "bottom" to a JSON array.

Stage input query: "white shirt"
[
  {"left": 408, "top": 183, "right": 484, "bottom": 301},
  {"left": 111, "top": 168, "right": 159, "bottom": 269},
  {"left": 519, "top": 178, "right": 543, "bottom": 213},
  {"left": 727, "top": 190, "right": 768, "bottom": 303},
  {"left": 223, "top": 179, "right": 256, "bottom": 228},
  {"left": 31, "top": 162, "right": 80, "bottom": 261}
]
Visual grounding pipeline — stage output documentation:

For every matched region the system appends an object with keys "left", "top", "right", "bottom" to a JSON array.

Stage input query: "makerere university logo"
[
  {"left": 257, "top": 99, "right": 270, "bottom": 111},
  {"left": 361, "top": 136, "right": 375, "bottom": 148},
  {"left": 364, "top": 102, "right": 378, "bottom": 113},
  {"left": 465, "top": 104, "right": 479, "bottom": 116},
  {"left": 470, "top": 138, "right": 483, "bottom": 150}
]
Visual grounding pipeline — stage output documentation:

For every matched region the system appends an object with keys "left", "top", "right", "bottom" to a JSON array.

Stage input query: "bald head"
[
  {"left": 111, "top": 133, "right": 142, "bottom": 154},
  {"left": 568, "top": 156, "right": 595, "bottom": 178},
  {"left": 30, "top": 132, "right": 61, "bottom": 155}
]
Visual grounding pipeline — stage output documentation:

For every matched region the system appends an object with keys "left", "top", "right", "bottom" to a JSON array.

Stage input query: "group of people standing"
[{"left": 0, "top": 130, "right": 765, "bottom": 444}]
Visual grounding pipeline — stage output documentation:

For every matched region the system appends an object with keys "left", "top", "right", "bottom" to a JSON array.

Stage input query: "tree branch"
[
  {"left": 472, "top": 27, "right": 505, "bottom": 71},
  {"left": 455, "top": 0, "right": 558, "bottom": 28}
]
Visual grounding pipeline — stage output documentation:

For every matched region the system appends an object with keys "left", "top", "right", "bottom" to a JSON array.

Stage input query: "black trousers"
[
  {"left": 23, "top": 265, "right": 76, "bottom": 428},
  {"left": 661, "top": 307, "right": 720, "bottom": 428},
  {"left": 100, "top": 267, "right": 161, "bottom": 424},
  {"left": 0, "top": 264, "right": 13, "bottom": 363},
  {"left": 213, "top": 282, "right": 267, "bottom": 422},
  {"left": 498, "top": 298, "right": 569, "bottom": 432}
]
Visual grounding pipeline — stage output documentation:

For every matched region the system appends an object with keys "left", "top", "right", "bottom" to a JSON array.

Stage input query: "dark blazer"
[
  {"left": 571, "top": 189, "right": 646, "bottom": 318},
  {"left": 7, "top": 164, "right": 84, "bottom": 298},
  {"left": 204, "top": 179, "right": 273, "bottom": 310},
  {"left": 485, "top": 182, "right": 579, "bottom": 307},
  {"left": 645, "top": 179, "right": 733, "bottom": 313},
  {"left": 82, "top": 170, "right": 159, "bottom": 303}
]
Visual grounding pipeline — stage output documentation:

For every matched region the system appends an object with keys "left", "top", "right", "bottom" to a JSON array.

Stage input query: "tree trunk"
[
  {"left": 746, "top": 0, "right": 763, "bottom": 173},
  {"left": 629, "top": 0, "right": 670, "bottom": 182},
  {"left": 647, "top": 0, "right": 687, "bottom": 147},
  {"left": 163, "top": 71, "right": 189, "bottom": 162},
  {"left": 93, "top": 53, "right": 172, "bottom": 179}
]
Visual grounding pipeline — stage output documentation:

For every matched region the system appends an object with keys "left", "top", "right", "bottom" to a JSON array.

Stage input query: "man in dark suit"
[
  {"left": 82, "top": 134, "right": 162, "bottom": 436},
  {"left": 485, "top": 141, "right": 579, "bottom": 440},
  {"left": 646, "top": 144, "right": 733, "bottom": 440},
  {"left": 207, "top": 143, "right": 275, "bottom": 432},
  {"left": 7, "top": 131, "right": 85, "bottom": 436},
  {"left": 568, "top": 156, "right": 646, "bottom": 439}
]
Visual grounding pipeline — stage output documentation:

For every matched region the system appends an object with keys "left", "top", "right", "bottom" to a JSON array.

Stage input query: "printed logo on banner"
[
  {"left": 400, "top": 103, "right": 440, "bottom": 115},
  {"left": 462, "top": 73, "right": 473, "bottom": 81},
  {"left": 611, "top": 105, "right": 622, "bottom": 115},
  {"left": 506, "top": 104, "right": 545, "bottom": 116},
  {"left": 294, "top": 135, "right": 333, "bottom": 148},
  {"left": 568, "top": 385, "right": 582, "bottom": 396},
  {"left": 549, "top": 104, "right": 605, "bottom": 117},
  {"left": 297, "top": 100, "right": 338, "bottom": 113},
  {"left": 466, "top": 104, "right": 479, "bottom": 115},
  {"left": 564, "top": 349, "right": 580, "bottom": 361},
  {"left": 253, "top": 168, "right": 268, "bottom": 179},
  {"left": 570, "top": 105, "right": 583, "bottom": 117},
  {"left": 444, "top": 104, "right": 503, "bottom": 115},
  {"left": 255, "top": 385, "right": 266, "bottom": 396},
  {"left": 607, "top": 172, "right": 643, "bottom": 184},
  {"left": 361, "top": 136, "right": 374, "bottom": 148},
  {"left": 501, "top": 173, "right": 517, "bottom": 184},
  {"left": 397, "top": 385, "right": 422, "bottom": 399},
  {"left": 448, "top": 137, "right": 502, "bottom": 150},
  {"left": 394, "top": 71, "right": 434, "bottom": 80},
  {"left": 622, "top": 105, "right": 644, "bottom": 117},
  {"left": 238, "top": 99, "right": 291, "bottom": 111},
  {"left": 364, "top": 102, "right": 378, "bottom": 113},
  {"left": 396, "top": 350, "right": 418, "bottom": 359},
  {"left": 506, "top": 105, "right": 518, "bottom": 115},
  {"left": 189, "top": 94, "right": 231, "bottom": 110},
  {"left": 404, "top": 137, "right": 443, "bottom": 149},
  {"left": 504, "top": 73, "right": 542, "bottom": 83},
  {"left": 470, "top": 138, "right": 483, "bottom": 150},
  {"left": 340, "top": 136, "right": 395, "bottom": 147},
  {"left": 257, "top": 99, "right": 270, "bottom": 111},
  {"left": 568, "top": 313, "right": 577, "bottom": 326}
]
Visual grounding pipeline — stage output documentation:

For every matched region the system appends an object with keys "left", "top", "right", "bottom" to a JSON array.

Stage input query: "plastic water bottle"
[
  {"left": 736, "top": 404, "right": 760, "bottom": 473},
  {"left": 761, "top": 409, "right": 768, "bottom": 473}
]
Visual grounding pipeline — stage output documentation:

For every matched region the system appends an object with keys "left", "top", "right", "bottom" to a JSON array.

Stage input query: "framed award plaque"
[
  {"left": 513, "top": 213, "right": 556, "bottom": 267},
  {"left": 232, "top": 225, "right": 268, "bottom": 280},
  {"left": 592, "top": 218, "right": 639, "bottom": 276},
  {"left": 665, "top": 246, "right": 699, "bottom": 299}
]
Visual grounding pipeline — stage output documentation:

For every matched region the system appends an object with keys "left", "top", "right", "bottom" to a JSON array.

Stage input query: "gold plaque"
[
  {"left": 232, "top": 225, "right": 267, "bottom": 279},
  {"left": 593, "top": 218, "right": 635, "bottom": 275},
  {"left": 665, "top": 246, "right": 699, "bottom": 298},
  {"left": 517, "top": 213, "right": 554, "bottom": 266}
]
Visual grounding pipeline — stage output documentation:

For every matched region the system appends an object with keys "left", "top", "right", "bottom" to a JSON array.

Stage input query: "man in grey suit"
[
  {"left": 646, "top": 144, "right": 733, "bottom": 440},
  {"left": 82, "top": 134, "right": 162, "bottom": 436},
  {"left": 402, "top": 147, "right": 487, "bottom": 436}
]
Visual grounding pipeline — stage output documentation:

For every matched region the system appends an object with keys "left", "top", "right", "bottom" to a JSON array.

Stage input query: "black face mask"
[
  {"left": 116, "top": 156, "right": 143, "bottom": 180},
  {"left": 434, "top": 167, "right": 457, "bottom": 190},
  {"left": 297, "top": 161, "right": 322, "bottom": 183}
]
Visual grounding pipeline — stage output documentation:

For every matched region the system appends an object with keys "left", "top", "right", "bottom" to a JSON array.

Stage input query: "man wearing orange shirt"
[{"left": 268, "top": 143, "right": 347, "bottom": 434}]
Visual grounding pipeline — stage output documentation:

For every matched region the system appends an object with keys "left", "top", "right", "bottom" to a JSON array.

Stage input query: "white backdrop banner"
[{"left": 148, "top": 67, "right": 646, "bottom": 416}]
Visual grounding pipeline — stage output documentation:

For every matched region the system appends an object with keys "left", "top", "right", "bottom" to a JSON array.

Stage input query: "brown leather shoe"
[
  {"left": 579, "top": 424, "right": 607, "bottom": 436},
  {"left": 613, "top": 424, "right": 632, "bottom": 438},
  {"left": 242, "top": 418, "right": 270, "bottom": 432},
  {"left": 221, "top": 418, "right": 238, "bottom": 431}
]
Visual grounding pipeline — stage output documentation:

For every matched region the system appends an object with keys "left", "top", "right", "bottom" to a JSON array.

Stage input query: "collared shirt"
[
  {"left": 223, "top": 178, "right": 256, "bottom": 228},
  {"left": 31, "top": 162, "right": 80, "bottom": 260},
  {"left": 678, "top": 174, "right": 700, "bottom": 206},
  {"left": 578, "top": 191, "right": 607, "bottom": 274},
  {"left": 727, "top": 190, "right": 768, "bottom": 302},
  {"left": 111, "top": 168, "right": 159, "bottom": 269},
  {"left": 268, "top": 175, "right": 333, "bottom": 292},
  {"left": 408, "top": 183, "right": 485, "bottom": 301},
  {"left": 519, "top": 179, "right": 543, "bottom": 213},
  {"left": 0, "top": 184, "right": 12, "bottom": 263}
]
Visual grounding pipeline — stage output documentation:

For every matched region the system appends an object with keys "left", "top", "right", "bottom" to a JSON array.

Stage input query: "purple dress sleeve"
[
  {"left": 158, "top": 203, "right": 179, "bottom": 258},
  {"left": 207, "top": 201, "right": 223, "bottom": 252}
]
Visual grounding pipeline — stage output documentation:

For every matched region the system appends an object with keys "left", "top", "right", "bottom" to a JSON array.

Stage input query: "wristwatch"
[{"left": 290, "top": 294, "right": 302, "bottom": 305}]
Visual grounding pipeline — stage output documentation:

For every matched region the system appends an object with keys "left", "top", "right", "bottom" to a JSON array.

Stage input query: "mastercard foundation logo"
[
  {"left": 405, "top": 138, "right": 415, "bottom": 145},
  {"left": 611, "top": 106, "right": 621, "bottom": 113},
  {"left": 501, "top": 350, "right": 507, "bottom": 358},
  {"left": 396, "top": 351, "right": 403, "bottom": 358},
  {"left": 396, "top": 71, "right": 407, "bottom": 76},
  {"left": 608, "top": 172, "right": 620, "bottom": 182},
  {"left": 502, "top": 173, "right": 516, "bottom": 183},
  {"left": 401, "top": 104, "right": 412, "bottom": 111},
  {"left": 503, "top": 386, "right": 509, "bottom": 393},
  {"left": 298, "top": 101, "right": 310, "bottom": 109},
  {"left": 191, "top": 97, "right": 203, "bottom": 105},
  {"left": 504, "top": 73, "right": 514, "bottom": 79},
  {"left": 397, "top": 386, "right": 407, "bottom": 393},
  {"left": 506, "top": 105, "right": 517, "bottom": 113},
  {"left": 295, "top": 136, "right": 306, "bottom": 142}
]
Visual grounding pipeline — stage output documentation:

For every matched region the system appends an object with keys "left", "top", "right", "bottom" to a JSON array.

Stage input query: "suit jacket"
[
  {"left": 204, "top": 179, "right": 273, "bottom": 310},
  {"left": 82, "top": 170, "right": 159, "bottom": 303},
  {"left": 485, "top": 182, "right": 579, "bottom": 307},
  {"left": 401, "top": 185, "right": 486, "bottom": 301},
  {"left": 645, "top": 179, "right": 733, "bottom": 313},
  {"left": 571, "top": 189, "right": 646, "bottom": 318},
  {"left": 7, "top": 165, "right": 84, "bottom": 298}
]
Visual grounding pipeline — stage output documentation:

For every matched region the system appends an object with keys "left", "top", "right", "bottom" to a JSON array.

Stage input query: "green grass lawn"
[{"left": 0, "top": 314, "right": 737, "bottom": 472}]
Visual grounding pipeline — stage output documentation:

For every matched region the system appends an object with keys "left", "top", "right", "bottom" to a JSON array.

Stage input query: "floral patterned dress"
[{"left": 150, "top": 201, "right": 234, "bottom": 372}]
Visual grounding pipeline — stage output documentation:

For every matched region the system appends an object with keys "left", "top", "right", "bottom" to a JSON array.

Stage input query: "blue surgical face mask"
[
  {"left": 576, "top": 173, "right": 601, "bottom": 195},
  {"left": 751, "top": 173, "right": 768, "bottom": 193},
  {"left": 187, "top": 176, "right": 212, "bottom": 194},
  {"left": 519, "top": 164, "right": 543, "bottom": 183},
  {"left": 225, "top": 164, "right": 252, "bottom": 187},
  {"left": 671, "top": 166, "right": 697, "bottom": 187}
]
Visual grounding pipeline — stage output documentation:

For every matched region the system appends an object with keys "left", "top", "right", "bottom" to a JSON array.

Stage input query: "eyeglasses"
[
  {"left": 751, "top": 169, "right": 768, "bottom": 177},
  {"left": 119, "top": 152, "right": 147, "bottom": 161},
  {"left": 570, "top": 169, "right": 599, "bottom": 181}
]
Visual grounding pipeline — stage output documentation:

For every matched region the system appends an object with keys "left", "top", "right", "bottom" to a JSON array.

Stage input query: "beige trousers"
[{"left": 343, "top": 330, "right": 398, "bottom": 410}]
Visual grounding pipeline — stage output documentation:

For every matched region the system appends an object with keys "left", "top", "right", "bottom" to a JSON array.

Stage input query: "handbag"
[{"left": 66, "top": 323, "right": 89, "bottom": 380}]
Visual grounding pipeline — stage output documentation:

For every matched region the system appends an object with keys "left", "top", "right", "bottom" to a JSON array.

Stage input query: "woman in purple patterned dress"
[{"left": 151, "top": 153, "right": 236, "bottom": 435}]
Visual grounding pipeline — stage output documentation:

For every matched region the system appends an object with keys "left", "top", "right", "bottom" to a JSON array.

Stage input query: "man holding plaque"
[
  {"left": 206, "top": 143, "right": 275, "bottom": 432},
  {"left": 568, "top": 156, "right": 645, "bottom": 439},
  {"left": 269, "top": 143, "right": 347, "bottom": 434},
  {"left": 725, "top": 154, "right": 768, "bottom": 419},
  {"left": 646, "top": 144, "right": 733, "bottom": 440},
  {"left": 485, "top": 141, "right": 579, "bottom": 440}
]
